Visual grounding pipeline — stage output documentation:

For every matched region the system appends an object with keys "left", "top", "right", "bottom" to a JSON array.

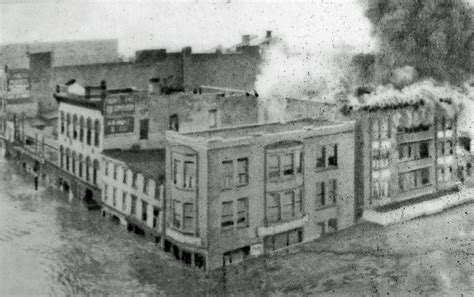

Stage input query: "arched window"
[
  {"left": 66, "top": 113, "right": 71, "bottom": 137},
  {"left": 72, "top": 151, "right": 76, "bottom": 174},
  {"left": 78, "top": 154, "right": 83, "bottom": 178},
  {"left": 60, "top": 112, "right": 65, "bottom": 135},
  {"left": 85, "top": 157, "right": 91, "bottom": 181},
  {"left": 86, "top": 118, "right": 92, "bottom": 145},
  {"left": 72, "top": 115, "right": 78, "bottom": 139},
  {"left": 59, "top": 145, "right": 64, "bottom": 168},
  {"left": 65, "top": 148, "right": 70, "bottom": 171},
  {"left": 79, "top": 116, "right": 85, "bottom": 142},
  {"left": 94, "top": 119, "right": 100, "bottom": 147},
  {"left": 93, "top": 159, "right": 100, "bottom": 185}
]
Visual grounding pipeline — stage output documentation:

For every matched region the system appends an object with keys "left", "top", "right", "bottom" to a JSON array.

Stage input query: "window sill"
[
  {"left": 315, "top": 204, "right": 336, "bottom": 211},
  {"left": 267, "top": 174, "right": 302, "bottom": 183},
  {"left": 315, "top": 166, "right": 338, "bottom": 173},
  {"left": 173, "top": 184, "right": 196, "bottom": 192}
]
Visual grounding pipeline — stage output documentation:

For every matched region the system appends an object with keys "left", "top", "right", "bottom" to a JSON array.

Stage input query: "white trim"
[
  {"left": 166, "top": 228, "right": 202, "bottom": 246},
  {"left": 257, "top": 215, "right": 308, "bottom": 237}
]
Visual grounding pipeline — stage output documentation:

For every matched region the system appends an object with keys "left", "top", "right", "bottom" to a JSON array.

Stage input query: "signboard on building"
[
  {"left": 6, "top": 69, "right": 30, "bottom": 100},
  {"left": 105, "top": 116, "right": 134, "bottom": 134},
  {"left": 104, "top": 93, "right": 135, "bottom": 117},
  {"left": 104, "top": 92, "right": 138, "bottom": 135}
]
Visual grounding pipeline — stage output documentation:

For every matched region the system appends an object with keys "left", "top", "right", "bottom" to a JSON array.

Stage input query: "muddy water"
[{"left": 0, "top": 156, "right": 472, "bottom": 296}]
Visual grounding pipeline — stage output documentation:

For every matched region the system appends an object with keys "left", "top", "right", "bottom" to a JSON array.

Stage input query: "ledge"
[
  {"left": 166, "top": 228, "right": 202, "bottom": 246},
  {"left": 257, "top": 215, "right": 308, "bottom": 237}
]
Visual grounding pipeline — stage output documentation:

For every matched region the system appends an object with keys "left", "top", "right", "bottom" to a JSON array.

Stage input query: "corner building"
[{"left": 165, "top": 119, "right": 356, "bottom": 271}]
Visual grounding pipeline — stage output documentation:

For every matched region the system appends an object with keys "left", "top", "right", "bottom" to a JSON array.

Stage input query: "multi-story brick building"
[
  {"left": 165, "top": 118, "right": 355, "bottom": 271},
  {"left": 285, "top": 88, "right": 462, "bottom": 220}
]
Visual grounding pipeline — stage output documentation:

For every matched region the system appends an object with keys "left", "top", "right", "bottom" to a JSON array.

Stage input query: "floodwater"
[{"left": 0, "top": 156, "right": 473, "bottom": 296}]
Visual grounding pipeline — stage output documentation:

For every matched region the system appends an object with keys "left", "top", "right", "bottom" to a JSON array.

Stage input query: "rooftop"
[
  {"left": 103, "top": 149, "right": 165, "bottom": 181},
  {"left": 183, "top": 118, "right": 347, "bottom": 140}
]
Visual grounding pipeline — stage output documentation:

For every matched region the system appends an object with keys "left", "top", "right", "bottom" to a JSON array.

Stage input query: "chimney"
[
  {"left": 266, "top": 30, "right": 272, "bottom": 38},
  {"left": 148, "top": 78, "right": 160, "bottom": 94},
  {"left": 182, "top": 46, "right": 192, "bottom": 55},
  {"left": 242, "top": 35, "right": 251, "bottom": 46}
]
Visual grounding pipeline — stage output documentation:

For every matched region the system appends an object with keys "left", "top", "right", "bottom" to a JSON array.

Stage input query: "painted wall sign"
[
  {"left": 105, "top": 116, "right": 134, "bottom": 134},
  {"left": 6, "top": 69, "right": 30, "bottom": 100},
  {"left": 104, "top": 94, "right": 135, "bottom": 117}
]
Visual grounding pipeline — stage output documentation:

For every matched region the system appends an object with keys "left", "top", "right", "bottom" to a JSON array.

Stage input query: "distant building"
[
  {"left": 101, "top": 149, "right": 165, "bottom": 242},
  {"left": 165, "top": 118, "right": 355, "bottom": 271},
  {"left": 0, "top": 39, "right": 119, "bottom": 69}
]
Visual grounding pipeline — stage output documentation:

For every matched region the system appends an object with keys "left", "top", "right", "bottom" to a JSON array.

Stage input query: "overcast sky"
[{"left": 1, "top": 0, "right": 375, "bottom": 56}]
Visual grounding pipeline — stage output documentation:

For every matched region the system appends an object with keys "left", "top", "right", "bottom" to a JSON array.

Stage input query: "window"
[
  {"left": 94, "top": 120, "right": 100, "bottom": 147},
  {"left": 173, "top": 159, "right": 181, "bottom": 186},
  {"left": 72, "top": 152, "right": 76, "bottom": 174},
  {"left": 123, "top": 170, "right": 128, "bottom": 184},
  {"left": 316, "top": 146, "right": 326, "bottom": 168},
  {"left": 72, "top": 115, "right": 78, "bottom": 139},
  {"left": 60, "top": 112, "right": 65, "bottom": 134},
  {"left": 66, "top": 113, "right": 71, "bottom": 137},
  {"left": 209, "top": 109, "right": 217, "bottom": 128},
  {"left": 169, "top": 114, "right": 179, "bottom": 131},
  {"left": 221, "top": 201, "right": 234, "bottom": 230},
  {"left": 112, "top": 187, "right": 117, "bottom": 207},
  {"left": 183, "top": 203, "right": 194, "bottom": 233},
  {"left": 282, "top": 153, "right": 294, "bottom": 176},
  {"left": 222, "top": 160, "right": 233, "bottom": 189},
  {"left": 183, "top": 161, "right": 195, "bottom": 189},
  {"left": 446, "top": 141, "right": 453, "bottom": 155},
  {"left": 237, "top": 158, "right": 248, "bottom": 186},
  {"left": 139, "top": 119, "right": 149, "bottom": 140},
  {"left": 327, "top": 179, "right": 337, "bottom": 205},
  {"left": 316, "top": 182, "right": 325, "bottom": 207},
  {"left": 131, "top": 195, "right": 137, "bottom": 215},
  {"left": 59, "top": 146, "right": 64, "bottom": 168},
  {"left": 113, "top": 165, "right": 118, "bottom": 180},
  {"left": 316, "top": 180, "right": 336, "bottom": 208},
  {"left": 92, "top": 160, "right": 99, "bottom": 185},
  {"left": 103, "top": 184, "right": 109, "bottom": 202},
  {"left": 79, "top": 116, "right": 84, "bottom": 142},
  {"left": 104, "top": 161, "right": 109, "bottom": 176},
  {"left": 142, "top": 201, "right": 148, "bottom": 222},
  {"left": 172, "top": 200, "right": 181, "bottom": 228},
  {"left": 152, "top": 207, "right": 160, "bottom": 229},
  {"left": 264, "top": 229, "right": 303, "bottom": 252},
  {"left": 281, "top": 191, "right": 295, "bottom": 220},
  {"left": 420, "top": 141, "right": 430, "bottom": 159},
  {"left": 328, "top": 145, "right": 338, "bottom": 167},
  {"left": 122, "top": 192, "right": 127, "bottom": 212},
  {"left": 328, "top": 218, "right": 338, "bottom": 233},
  {"left": 78, "top": 154, "right": 83, "bottom": 178},
  {"left": 86, "top": 118, "right": 92, "bottom": 145},
  {"left": 132, "top": 172, "right": 138, "bottom": 189},
  {"left": 268, "top": 155, "right": 280, "bottom": 179},
  {"left": 237, "top": 198, "right": 249, "bottom": 228},
  {"left": 266, "top": 193, "right": 280, "bottom": 223},
  {"left": 400, "top": 168, "right": 430, "bottom": 191},
  {"left": 296, "top": 151, "right": 303, "bottom": 173},
  {"left": 65, "top": 148, "right": 70, "bottom": 171}
]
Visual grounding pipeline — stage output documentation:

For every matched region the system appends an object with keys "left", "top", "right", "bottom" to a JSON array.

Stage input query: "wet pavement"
[{"left": 0, "top": 157, "right": 473, "bottom": 296}]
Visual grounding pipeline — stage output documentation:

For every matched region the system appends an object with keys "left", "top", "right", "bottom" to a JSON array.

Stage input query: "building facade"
[
  {"left": 101, "top": 149, "right": 165, "bottom": 242},
  {"left": 165, "top": 119, "right": 355, "bottom": 271}
]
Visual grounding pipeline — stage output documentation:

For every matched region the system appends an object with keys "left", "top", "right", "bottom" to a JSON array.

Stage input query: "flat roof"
[
  {"left": 183, "top": 118, "right": 347, "bottom": 140},
  {"left": 103, "top": 149, "right": 165, "bottom": 180}
]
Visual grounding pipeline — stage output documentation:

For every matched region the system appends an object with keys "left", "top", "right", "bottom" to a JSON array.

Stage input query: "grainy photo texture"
[{"left": 0, "top": 0, "right": 473, "bottom": 296}]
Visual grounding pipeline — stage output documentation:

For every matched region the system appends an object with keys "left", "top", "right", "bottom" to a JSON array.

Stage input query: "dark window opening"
[
  {"left": 139, "top": 119, "right": 149, "bottom": 140},
  {"left": 169, "top": 114, "right": 179, "bottom": 131}
]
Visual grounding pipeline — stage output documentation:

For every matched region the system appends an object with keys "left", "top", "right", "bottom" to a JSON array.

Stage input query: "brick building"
[
  {"left": 165, "top": 118, "right": 355, "bottom": 271},
  {"left": 285, "top": 87, "right": 462, "bottom": 220}
]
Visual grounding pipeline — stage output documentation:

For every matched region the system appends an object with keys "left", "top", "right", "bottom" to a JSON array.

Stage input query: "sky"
[{"left": 0, "top": 0, "right": 375, "bottom": 57}]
